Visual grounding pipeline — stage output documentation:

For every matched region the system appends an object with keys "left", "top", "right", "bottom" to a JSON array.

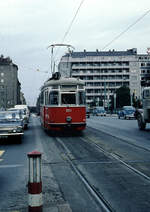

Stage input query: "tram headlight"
[{"left": 66, "top": 116, "right": 72, "bottom": 123}]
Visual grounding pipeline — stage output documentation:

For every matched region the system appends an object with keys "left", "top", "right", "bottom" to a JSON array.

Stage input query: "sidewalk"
[
  {"left": 3, "top": 204, "right": 72, "bottom": 212},
  {"left": 43, "top": 203, "right": 72, "bottom": 212}
]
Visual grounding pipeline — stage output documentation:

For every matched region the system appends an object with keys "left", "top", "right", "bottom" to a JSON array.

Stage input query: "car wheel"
[{"left": 24, "top": 124, "right": 28, "bottom": 130}]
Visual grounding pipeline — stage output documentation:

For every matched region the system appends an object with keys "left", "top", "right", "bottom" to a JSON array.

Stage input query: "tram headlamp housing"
[{"left": 66, "top": 116, "right": 72, "bottom": 123}]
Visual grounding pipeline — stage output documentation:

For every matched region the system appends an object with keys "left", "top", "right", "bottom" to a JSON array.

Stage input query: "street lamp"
[{"left": 114, "top": 93, "right": 116, "bottom": 112}]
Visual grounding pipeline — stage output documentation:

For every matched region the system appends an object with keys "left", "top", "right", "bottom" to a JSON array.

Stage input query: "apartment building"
[
  {"left": 0, "top": 55, "right": 22, "bottom": 109},
  {"left": 138, "top": 52, "right": 150, "bottom": 87},
  {"left": 59, "top": 48, "right": 143, "bottom": 107}
]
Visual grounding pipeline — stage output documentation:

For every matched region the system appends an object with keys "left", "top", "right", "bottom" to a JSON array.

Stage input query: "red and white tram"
[{"left": 40, "top": 72, "right": 86, "bottom": 131}]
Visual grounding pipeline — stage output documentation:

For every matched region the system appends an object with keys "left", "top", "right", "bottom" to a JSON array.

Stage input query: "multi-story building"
[
  {"left": 59, "top": 48, "right": 142, "bottom": 107},
  {"left": 0, "top": 55, "right": 22, "bottom": 109},
  {"left": 138, "top": 51, "right": 150, "bottom": 87}
]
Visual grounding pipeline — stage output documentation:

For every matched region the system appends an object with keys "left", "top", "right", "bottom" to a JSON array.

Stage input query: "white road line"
[
  {"left": 0, "top": 150, "right": 5, "bottom": 157},
  {"left": 0, "top": 164, "right": 23, "bottom": 168}
]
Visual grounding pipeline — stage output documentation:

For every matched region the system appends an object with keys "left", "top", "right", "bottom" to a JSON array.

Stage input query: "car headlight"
[
  {"left": 16, "top": 126, "right": 23, "bottom": 132},
  {"left": 8, "top": 128, "right": 17, "bottom": 133}
]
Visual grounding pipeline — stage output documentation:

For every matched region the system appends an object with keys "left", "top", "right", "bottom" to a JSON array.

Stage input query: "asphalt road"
[
  {"left": 87, "top": 115, "right": 150, "bottom": 149},
  {"left": 1, "top": 114, "right": 150, "bottom": 211}
]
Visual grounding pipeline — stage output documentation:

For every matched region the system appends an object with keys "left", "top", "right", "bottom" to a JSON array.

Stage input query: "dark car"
[
  {"left": 118, "top": 106, "right": 135, "bottom": 119},
  {"left": 0, "top": 111, "right": 24, "bottom": 142}
]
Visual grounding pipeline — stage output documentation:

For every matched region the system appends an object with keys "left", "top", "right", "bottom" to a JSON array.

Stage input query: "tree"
[{"left": 116, "top": 86, "right": 131, "bottom": 108}]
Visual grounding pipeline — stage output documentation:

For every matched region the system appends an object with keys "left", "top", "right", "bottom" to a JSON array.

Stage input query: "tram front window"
[
  {"left": 61, "top": 93, "right": 76, "bottom": 105},
  {"left": 49, "top": 91, "right": 58, "bottom": 105}
]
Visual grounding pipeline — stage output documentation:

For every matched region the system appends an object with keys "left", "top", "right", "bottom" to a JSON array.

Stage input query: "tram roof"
[{"left": 41, "top": 77, "right": 84, "bottom": 89}]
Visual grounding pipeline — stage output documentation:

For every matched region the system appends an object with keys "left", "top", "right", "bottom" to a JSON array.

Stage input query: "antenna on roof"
[{"left": 47, "top": 44, "right": 75, "bottom": 75}]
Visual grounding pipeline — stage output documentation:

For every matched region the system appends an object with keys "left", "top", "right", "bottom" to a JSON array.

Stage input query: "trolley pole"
[{"left": 27, "top": 151, "right": 42, "bottom": 212}]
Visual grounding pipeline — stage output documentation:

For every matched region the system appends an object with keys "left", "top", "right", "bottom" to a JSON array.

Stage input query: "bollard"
[{"left": 28, "top": 151, "right": 42, "bottom": 212}]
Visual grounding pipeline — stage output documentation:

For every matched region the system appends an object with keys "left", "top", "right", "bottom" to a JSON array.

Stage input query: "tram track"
[
  {"left": 81, "top": 136, "right": 150, "bottom": 182},
  {"left": 41, "top": 118, "right": 150, "bottom": 211},
  {"left": 55, "top": 137, "right": 114, "bottom": 212},
  {"left": 88, "top": 125, "right": 150, "bottom": 153},
  {"left": 42, "top": 127, "right": 150, "bottom": 211}
]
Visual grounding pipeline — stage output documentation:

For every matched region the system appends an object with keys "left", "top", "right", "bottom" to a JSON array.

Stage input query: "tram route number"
[{"left": 66, "top": 109, "right": 72, "bottom": 112}]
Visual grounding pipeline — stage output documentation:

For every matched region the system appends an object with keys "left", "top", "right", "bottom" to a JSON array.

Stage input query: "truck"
[{"left": 136, "top": 87, "right": 150, "bottom": 130}]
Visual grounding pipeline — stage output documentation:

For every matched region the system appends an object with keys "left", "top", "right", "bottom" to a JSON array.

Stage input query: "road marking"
[
  {"left": 0, "top": 164, "right": 23, "bottom": 168},
  {"left": 0, "top": 150, "right": 5, "bottom": 157},
  {"left": 11, "top": 211, "right": 21, "bottom": 212}
]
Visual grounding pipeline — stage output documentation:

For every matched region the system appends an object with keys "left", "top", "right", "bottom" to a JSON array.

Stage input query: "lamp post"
[
  {"left": 104, "top": 77, "right": 106, "bottom": 107},
  {"left": 114, "top": 93, "right": 116, "bottom": 113}
]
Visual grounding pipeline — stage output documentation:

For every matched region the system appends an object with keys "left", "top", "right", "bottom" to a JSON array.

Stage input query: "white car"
[
  {"left": 8, "top": 107, "right": 29, "bottom": 129},
  {"left": 0, "top": 111, "right": 24, "bottom": 143},
  {"left": 96, "top": 107, "right": 106, "bottom": 116}
]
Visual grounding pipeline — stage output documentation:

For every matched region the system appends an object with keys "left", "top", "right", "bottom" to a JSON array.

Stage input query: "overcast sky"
[{"left": 0, "top": 0, "right": 150, "bottom": 105}]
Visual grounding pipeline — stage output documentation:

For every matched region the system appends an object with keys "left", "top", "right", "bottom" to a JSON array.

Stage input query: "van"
[{"left": 14, "top": 105, "right": 30, "bottom": 128}]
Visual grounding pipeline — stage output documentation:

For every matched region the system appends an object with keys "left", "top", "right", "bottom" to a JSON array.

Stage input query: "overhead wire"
[
  {"left": 53, "top": 0, "right": 85, "bottom": 64},
  {"left": 101, "top": 9, "right": 150, "bottom": 50},
  {"left": 61, "top": 0, "right": 85, "bottom": 44}
]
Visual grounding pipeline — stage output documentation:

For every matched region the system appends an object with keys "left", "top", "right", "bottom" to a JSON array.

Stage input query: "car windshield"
[
  {"left": 8, "top": 108, "right": 26, "bottom": 115},
  {"left": 0, "top": 112, "right": 21, "bottom": 122},
  {"left": 97, "top": 107, "right": 105, "bottom": 112},
  {"left": 97, "top": 109, "right": 105, "bottom": 112},
  {"left": 123, "top": 106, "right": 135, "bottom": 111}
]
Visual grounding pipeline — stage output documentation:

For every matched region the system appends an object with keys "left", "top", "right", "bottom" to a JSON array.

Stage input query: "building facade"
[
  {"left": 0, "top": 55, "right": 22, "bottom": 109},
  {"left": 59, "top": 48, "right": 143, "bottom": 107},
  {"left": 138, "top": 53, "right": 150, "bottom": 87}
]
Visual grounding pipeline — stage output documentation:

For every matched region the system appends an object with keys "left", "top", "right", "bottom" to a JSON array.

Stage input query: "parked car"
[
  {"left": 86, "top": 107, "right": 90, "bottom": 118},
  {"left": 92, "top": 108, "right": 97, "bottom": 116},
  {"left": 0, "top": 111, "right": 24, "bottom": 143},
  {"left": 96, "top": 107, "right": 106, "bottom": 116},
  {"left": 118, "top": 106, "right": 135, "bottom": 119}
]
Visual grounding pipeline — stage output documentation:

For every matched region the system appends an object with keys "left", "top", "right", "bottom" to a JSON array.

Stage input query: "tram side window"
[
  {"left": 79, "top": 91, "right": 86, "bottom": 105},
  {"left": 61, "top": 93, "right": 76, "bottom": 105},
  {"left": 45, "top": 91, "right": 49, "bottom": 105},
  {"left": 49, "top": 91, "right": 58, "bottom": 105},
  {"left": 40, "top": 92, "right": 44, "bottom": 104}
]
